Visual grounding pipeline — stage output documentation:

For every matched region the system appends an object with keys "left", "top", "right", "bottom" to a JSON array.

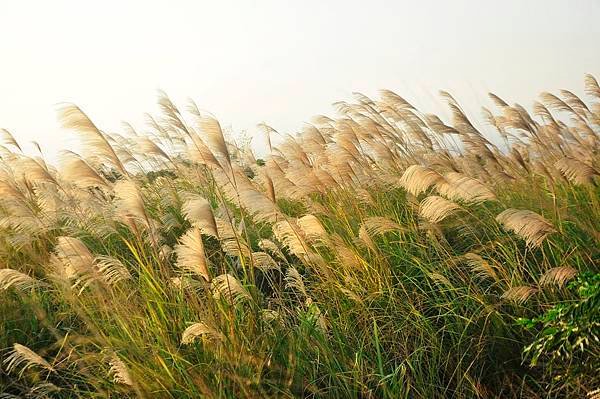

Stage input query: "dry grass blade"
[
  {"left": 175, "top": 227, "right": 210, "bottom": 281},
  {"left": 496, "top": 209, "right": 556, "bottom": 247},
  {"left": 419, "top": 196, "right": 461, "bottom": 223},
  {"left": 539, "top": 266, "right": 578, "bottom": 288},
  {"left": 4, "top": 343, "right": 54, "bottom": 376}
]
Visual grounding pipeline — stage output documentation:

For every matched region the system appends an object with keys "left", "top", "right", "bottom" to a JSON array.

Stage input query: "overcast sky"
[{"left": 1, "top": 0, "right": 599, "bottom": 160}]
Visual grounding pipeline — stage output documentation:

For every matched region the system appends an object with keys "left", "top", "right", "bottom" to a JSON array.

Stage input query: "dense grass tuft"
[{"left": 1, "top": 77, "right": 599, "bottom": 398}]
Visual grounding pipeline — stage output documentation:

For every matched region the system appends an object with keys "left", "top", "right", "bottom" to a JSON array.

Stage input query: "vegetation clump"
[{"left": 0, "top": 76, "right": 599, "bottom": 398}]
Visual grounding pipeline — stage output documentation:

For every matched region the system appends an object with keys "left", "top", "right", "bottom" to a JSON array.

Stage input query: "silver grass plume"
[
  {"left": 58, "top": 104, "right": 127, "bottom": 176},
  {"left": 419, "top": 196, "right": 461, "bottom": 223},
  {"left": 398, "top": 165, "right": 444, "bottom": 196},
  {"left": 539, "top": 266, "right": 578, "bottom": 288},
  {"left": 496, "top": 209, "right": 556, "bottom": 247},
  {"left": 181, "top": 193, "right": 218, "bottom": 237},
  {"left": 175, "top": 227, "right": 210, "bottom": 281},
  {"left": 4, "top": 343, "right": 53, "bottom": 377},
  {"left": 0, "top": 268, "right": 41, "bottom": 291},
  {"left": 211, "top": 273, "right": 250, "bottom": 303},
  {"left": 108, "top": 354, "right": 133, "bottom": 386},
  {"left": 181, "top": 322, "right": 223, "bottom": 344}
]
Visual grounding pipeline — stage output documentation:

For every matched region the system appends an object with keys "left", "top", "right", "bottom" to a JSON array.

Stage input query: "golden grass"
[{"left": 0, "top": 75, "right": 598, "bottom": 398}]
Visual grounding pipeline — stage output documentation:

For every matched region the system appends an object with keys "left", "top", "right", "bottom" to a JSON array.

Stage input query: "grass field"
[{"left": 0, "top": 75, "right": 599, "bottom": 398}]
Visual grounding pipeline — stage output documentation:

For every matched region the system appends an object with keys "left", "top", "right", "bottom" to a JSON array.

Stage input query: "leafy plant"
[{"left": 520, "top": 272, "right": 600, "bottom": 391}]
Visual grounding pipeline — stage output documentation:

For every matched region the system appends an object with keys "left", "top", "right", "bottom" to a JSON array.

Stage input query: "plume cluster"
[{"left": 0, "top": 75, "right": 598, "bottom": 398}]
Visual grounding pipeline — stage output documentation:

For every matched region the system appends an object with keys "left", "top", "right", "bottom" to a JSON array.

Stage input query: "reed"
[{"left": 0, "top": 75, "right": 598, "bottom": 398}]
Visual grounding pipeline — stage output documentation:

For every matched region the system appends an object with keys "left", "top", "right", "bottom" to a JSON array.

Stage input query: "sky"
[{"left": 0, "top": 0, "right": 599, "bottom": 160}]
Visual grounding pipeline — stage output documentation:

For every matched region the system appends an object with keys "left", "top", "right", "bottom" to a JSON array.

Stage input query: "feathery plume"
[
  {"left": 182, "top": 194, "right": 218, "bottom": 237},
  {"left": 361, "top": 216, "right": 401, "bottom": 236},
  {"left": 285, "top": 266, "right": 308, "bottom": 298},
  {"left": 273, "top": 220, "right": 308, "bottom": 257},
  {"left": 94, "top": 256, "right": 132, "bottom": 286},
  {"left": 108, "top": 354, "right": 133, "bottom": 386},
  {"left": 59, "top": 151, "right": 109, "bottom": 189},
  {"left": 137, "top": 137, "right": 171, "bottom": 161},
  {"left": 175, "top": 227, "right": 210, "bottom": 281},
  {"left": 58, "top": 104, "right": 126, "bottom": 175},
  {"left": 51, "top": 237, "right": 96, "bottom": 290},
  {"left": 539, "top": 266, "right": 578, "bottom": 288},
  {"left": 496, "top": 209, "right": 556, "bottom": 247},
  {"left": 297, "top": 214, "right": 329, "bottom": 243},
  {"left": 258, "top": 239, "right": 286, "bottom": 260},
  {"left": 4, "top": 343, "right": 53, "bottom": 376},
  {"left": 260, "top": 309, "right": 282, "bottom": 323},
  {"left": 113, "top": 179, "right": 152, "bottom": 231},
  {"left": 0, "top": 129, "right": 22, "bottom": 152},
  {"left": 463, "top": 253, "right": 499, "bottom": 282},
  {"left": 419, "top": 196, "right": 461, "bottom": 223},
  {"left": 357, "top": 225, "right": 377, "bottom": 252},
  {"left": 251, "top": 251, "right": 280, "bottom": 272},
  {"left": 436, "top": 172, "right": 496, "bottom": 203},
  {"left": 0, "top": 268, "right": 40, "bottom": 291},
  {"left": 584, "top": 74, "right": 600, "bottom": 99},
  {"left": 211, "top": 273, "right": 250, "bottom": 303},
  {"left": 398, "top": 165, "right": 444, "bottom": 196},
  {"left": 555, "top": 158, "right": 598, "bottom": 185},
  {"left": 199, "top": 115, "right": 231, "bottom": 167},
  {"left": 502, "top": 286, "right": 537, "bottom": 304},
  {"left": 181, "top": 322, "right": 222, "bottom": 344}
]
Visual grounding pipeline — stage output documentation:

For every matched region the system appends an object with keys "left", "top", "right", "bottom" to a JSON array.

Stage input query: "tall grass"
[{"left": 0, "top": 76, "right": 599, "bottom": 398}]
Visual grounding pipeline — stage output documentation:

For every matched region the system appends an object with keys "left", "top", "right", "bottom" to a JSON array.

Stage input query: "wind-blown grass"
[{"left": 0, "top": 76, "right": 599, "bottom": 398}]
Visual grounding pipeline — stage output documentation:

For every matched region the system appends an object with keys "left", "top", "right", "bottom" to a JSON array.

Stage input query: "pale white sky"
[{"left": 0, "top": 1, "right": 599, "bottom": 160}]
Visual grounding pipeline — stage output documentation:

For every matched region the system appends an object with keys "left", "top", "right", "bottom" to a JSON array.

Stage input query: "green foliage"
[{"left": 519, "top": 273, "right": 600, "bottom": 389}]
